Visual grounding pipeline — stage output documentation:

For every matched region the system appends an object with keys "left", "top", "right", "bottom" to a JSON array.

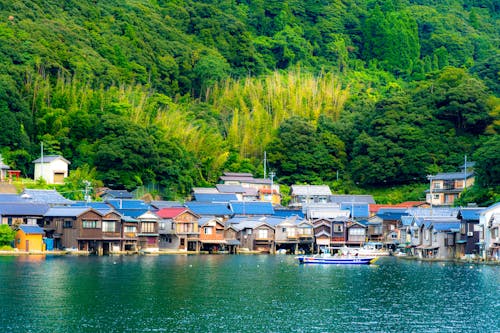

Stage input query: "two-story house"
[
  {"left": 199, "top": 217, "right": 226, "bottom": 253},
  {"left": 232, "top": 219, "right": 275, "bottom": 253},
  {"left": 289, "top": 185, "right": 332, "bottom": 208},
  {"left": 427, "top": 167, "right": 475, "bottom": 206},
  {"left": 156, "top": 207, "right": 200, "bottom": 252},
  {"left": 43, "top": 207, "right": 121, "bottom": 254},
  {"left": 136, "top": 211, "right": 160, "bottom": 252},
  {"left": 274, "top": 217, "right": 313, "bottom": 254}
]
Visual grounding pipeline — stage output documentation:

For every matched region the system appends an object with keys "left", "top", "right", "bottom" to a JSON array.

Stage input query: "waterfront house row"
[{"left": 1, "top": 190, "right": 499, "bottom": 259}]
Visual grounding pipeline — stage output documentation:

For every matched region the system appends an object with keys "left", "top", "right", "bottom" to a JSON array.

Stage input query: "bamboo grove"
[{"left": 0, "top": 0, "right": 498, "bottom": 204}]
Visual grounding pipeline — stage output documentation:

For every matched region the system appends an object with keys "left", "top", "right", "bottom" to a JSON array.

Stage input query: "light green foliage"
[
  {"left": 0, "top": 0, "right": 497, "bottom": 203},
  {"left": 0, "top": 225, "right": 15, "bottom": 246}
]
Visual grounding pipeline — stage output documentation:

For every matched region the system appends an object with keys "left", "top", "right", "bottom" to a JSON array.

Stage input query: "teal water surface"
[{"left": 0, "top": 255, "right": 499, "bottom": 332}]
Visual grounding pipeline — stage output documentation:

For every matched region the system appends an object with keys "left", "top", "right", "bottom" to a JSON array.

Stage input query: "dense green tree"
[
  {"left": 473, "top": 136, "right": 500, "bottom": 187},
  {"left": 0, "top": 225, "right": 15, "bottom": 247},
  {"left": 267, "top": 116, "right": 346, "bottom": 184},
  {"left": 431, "top": 67, "right": 492, "bottom": 134}
]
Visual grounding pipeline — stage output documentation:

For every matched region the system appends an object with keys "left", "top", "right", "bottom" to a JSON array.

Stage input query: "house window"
[
  {"left": 124, "top": 226, "right": 136, "bottom": 233},
  {"left": 491, "top": 228, "right": 498, "bottom": 239},
  {"left": 247, "top": 229, "right": 252, "bottom": 235},
  {"left": 141, "top": 222, "right": 156, "bottom": 233},
  {"left": 282, "top": 228, "right": 286, "bottom": 232},
  {"left": 258, "top": 229, "right": 268, "bottom": 239},
  {"left": 460, "top": 223, "right": 466, "bottom": 234},
  {"left": 63, "top": 220, "right": 73, "bottom": 228},
  {"left": 180, "top": 238, "right": 185, "bottom": 246},
  {"left": 102, "top": 221, "right": 115, "bottom": 232},
  {"left": 424, "top": 230, "right": 430, "bottom": 241},
  {"left": 334, "top": 224, "right": 343, "bottom": 233},
  {"left": 82, "top": 220, "right": 101, "bottom": 229},
  {"left": 204, "top": 227, "right": 213, "bottom": 235},
  {"left": 349, "top": 228, "right": 364, "bottom": 236},
  {"left": 433, "top": 194, "right": 439, "bottom": 199},
  {"left": 159, "top": 222, "right": 166, "bottom": 230}
]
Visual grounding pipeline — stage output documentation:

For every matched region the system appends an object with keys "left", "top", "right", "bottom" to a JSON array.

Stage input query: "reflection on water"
[{"left": 0, "top": 256, "right": 498, "bottom": 332}]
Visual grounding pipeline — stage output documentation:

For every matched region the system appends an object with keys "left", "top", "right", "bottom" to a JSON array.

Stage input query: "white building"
[
  {"left": 32, "top": 155, "right": 70, "bottom": 184},
  {"left": 479, "top": 202, "right": 500, "bottom": 260}
]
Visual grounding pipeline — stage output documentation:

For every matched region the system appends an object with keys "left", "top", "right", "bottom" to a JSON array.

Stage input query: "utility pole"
[
  {"left": 263, "top": 151, "right": 267, "bottom": 179},
  {"left": 269, "top": 171, "right": 275, "bottom": 203},
  {"left": 427, "top": 175, "right": 433, "bottom": 216},
  {"left": 83, "top": 180, "right": 92, "bottom": 203},
  {"left": 464, "top": 155, "right": 467, "bottom": 190},
  {"left": 40, "top": 142, "right": 44, "bottom": 182}
]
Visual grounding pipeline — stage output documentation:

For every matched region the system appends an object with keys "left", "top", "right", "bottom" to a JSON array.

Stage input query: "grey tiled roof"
[
  {"left": 21, "top": 189, "right": 73, "bottom": 205},
  {"left": 330, "top": 195, "right": 375, "bottom": 204},
  {"left": 32, "top": 155, "right": 70, "bottom": 164},
  {"left": 44, "top": 207, "right": 92, "bottom": 217},
  {"left": 431, "top": 172, "right": 474, "bottom": 180},
  {"left": 291, "top": 185, "right": 332, "bottom": 196}
]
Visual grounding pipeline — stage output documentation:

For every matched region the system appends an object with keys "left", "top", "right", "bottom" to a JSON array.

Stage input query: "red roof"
[
  {"left": 259, "top": 188, "right": 279, "bottom": 194},
  {"left": 156, "top": 207, "right": 187, "bottom": 218},
  {"left": 369, "top": 201, "right": 427, "bottom": 214}
]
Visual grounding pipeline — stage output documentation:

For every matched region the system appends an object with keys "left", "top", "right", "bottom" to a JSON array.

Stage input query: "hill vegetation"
[{"left": 0, "top": 0, "right": 498, "bottom": 204}]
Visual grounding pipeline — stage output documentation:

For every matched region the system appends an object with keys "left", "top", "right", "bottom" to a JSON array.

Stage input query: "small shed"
[
  {"left": 15, "top": 225, "right": 45, "bottom": 252},
  {"left": 32, "top": 155, "right": 70, "bottom": 184}
]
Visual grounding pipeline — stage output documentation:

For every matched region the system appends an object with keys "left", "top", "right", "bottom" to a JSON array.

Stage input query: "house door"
[
  {"left": 53, "top": 172, "right": 65, "bottom": 184},
  {"left": 25, "top": 240, "right": 29, "bottom": 252}
]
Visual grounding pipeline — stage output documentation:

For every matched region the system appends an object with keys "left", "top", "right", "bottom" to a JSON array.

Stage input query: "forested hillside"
[{"left": 0, "top": 0, "right": 498, "bottom": 203}]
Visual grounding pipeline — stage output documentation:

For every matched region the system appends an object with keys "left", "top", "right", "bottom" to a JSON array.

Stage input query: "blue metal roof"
[
  {"left": 458, "top": 208, "right": 484, "bottom": 221},
  {"left": 0, "top": 203, "right": 49, "bottom": 215},
  {"left": 230, "top": 201, "right": 274, "bottom": 216},
  {"left": 273, "top": 209, "right": 304, "bottom": 218},
  {"left": 377, "top": 208, "right": 408, "bottom": 214},
  {"left": 263, "top": 216, "right": 288, "bottom": 226},
  {"left": 115, "top": 209, "right": 148, "bottom": 218},
  {"left": 72, "top": 201, "right": 113, "bottom": 210},
  {"left": 401, "top": 216, "right": 414, "bottom": 226},
  {"left": 106, "top": 199, "right": 151, "bottom": 210},
  {"left": 185, "top": 202, "right": 233, "bottom": 216},
  {"left": 341, "top": 203, "right": 370, "bottom": 218},
  {"left": 376, "top": 211, "right": 408, "bottom": 221},
  {"left": 19, "top": 225, "right": 45, "bottom": 235},
  {"left": 0, "top": 194, "right": 25, "bottom": 203},
  {"left": 432, "top": 222, "right": 461, "bottom": 232},
  {"left": 194, "top": 193, "right": 238, "bottom": 202}
]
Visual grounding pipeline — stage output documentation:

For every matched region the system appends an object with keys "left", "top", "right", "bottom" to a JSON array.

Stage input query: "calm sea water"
[{"left": 0, "top": 255, "right": 498, "bottom": 333}]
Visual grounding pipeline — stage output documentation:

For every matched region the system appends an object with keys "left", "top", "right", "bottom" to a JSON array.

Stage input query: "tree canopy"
[{"left": 0, "top": 0, "right": 498, "bottom": 204}]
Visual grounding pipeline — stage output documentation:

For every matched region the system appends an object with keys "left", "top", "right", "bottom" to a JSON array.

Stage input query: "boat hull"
[{"left": 297, "top": 256, "right": 378, "bottom": 265}]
